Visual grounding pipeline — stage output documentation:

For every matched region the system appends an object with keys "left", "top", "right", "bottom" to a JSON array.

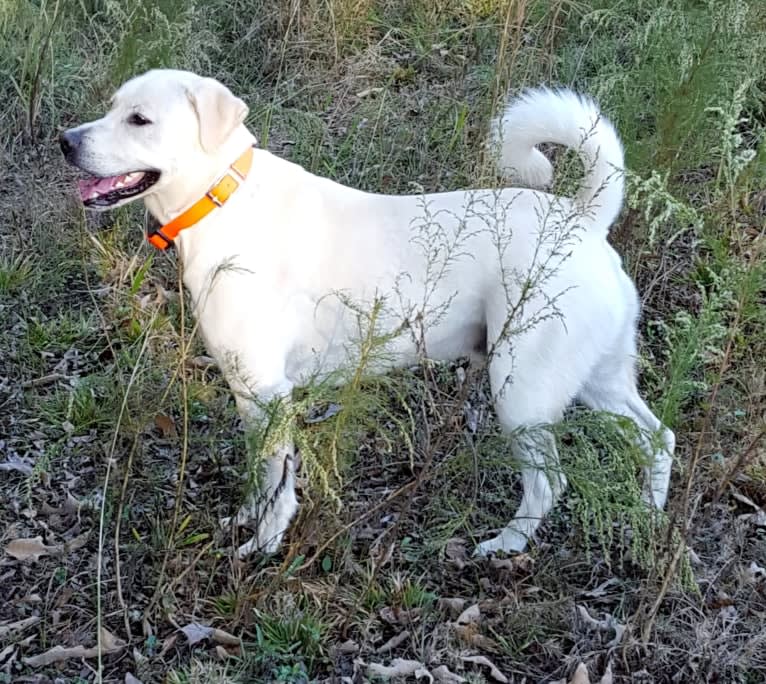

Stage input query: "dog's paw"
[
  {"left": 473, "top": 529, "right": 529, "bottom": 558},
  {"left": 236, "top": 530, "right": 283, "bottom": 560}
]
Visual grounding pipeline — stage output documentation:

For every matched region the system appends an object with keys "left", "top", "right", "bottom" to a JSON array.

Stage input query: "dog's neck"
[{"left": 143, "top": 125, "right": 256, "bottom": 225}]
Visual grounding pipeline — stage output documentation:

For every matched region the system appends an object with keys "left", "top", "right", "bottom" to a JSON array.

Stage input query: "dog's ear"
[{"left": 186, "top": 77, "right": 249, "bottom": 153}]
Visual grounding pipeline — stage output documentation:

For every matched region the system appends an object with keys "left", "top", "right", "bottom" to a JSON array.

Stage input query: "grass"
[{"left": 0, "top": 0, "right": 765, "bottom": 682}]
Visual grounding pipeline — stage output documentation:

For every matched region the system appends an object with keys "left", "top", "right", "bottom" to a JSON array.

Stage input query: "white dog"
[{"left": 60, "top": 69, "right": 674, "bottom": 558}]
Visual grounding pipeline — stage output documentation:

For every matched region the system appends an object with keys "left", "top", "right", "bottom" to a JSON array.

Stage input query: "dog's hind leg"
[
  {"left": 578, "top": 343, "right": 674, "bottom": 510},
  {"left": 474, "top": 425, "right": 566, "bottom": 557},
  {"left": 473, "top": 317, "right": 575, "bottom": 557}
]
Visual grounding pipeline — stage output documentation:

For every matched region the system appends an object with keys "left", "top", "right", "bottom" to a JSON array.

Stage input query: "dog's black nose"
[{"left": 59, "top": 129, "right": 79, "bottom": 161}]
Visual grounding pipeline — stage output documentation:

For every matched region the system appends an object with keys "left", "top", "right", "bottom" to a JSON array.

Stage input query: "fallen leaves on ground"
[
  {"left": 432, "top": 665, "right": 467, "bottom": 683},
  {"left": 154, "top": 413, "right": 177, "bottom": 438},
  {"left": 460, "top": 654, "right": 508, "bottom": 683},
  {"left": 376, "top": 630, "right": 410, "bottom": 653},
  {"left": 489, "top": 552, "right": 534, "bottom": 573},
  {"left": 437, "top": 597, "right": 466, "bottom": 617},
  {"left": 0, "top": 454, "right": 34, "bottom": 475},
  {"left": 23, "top": 627, "right": 125, "bottom": 667},
  {"left": 0, "top": 616, "right": 40, "bottom": 638},
  {"left": 576, "top": 605, "right": 626, "bottom": 647},
  {"left": 179, "top": 622, "right": 239, "bottom": 647},
  {"left": 4, "top": 531, "right": 90, "bottom": 562},
  {"left": 5, "top": 536, "right": 59, "bottom": 561},
  {"left": 746, "top": 560, "right": 766, "bottom": 584},
  {"left": 361, "top": 656, "right": 497, "bottom": 683},
  {"left": 379, "top": 605, "right": 423, "bottom": 625},
  {"left": 445, "top": 537, "right": 468, "bottom": 569},
  {"left": 364, "top": 658, "right": 433, "bottom": 681},
  {"left": 452, "top": 602, "right": 500, "bottom": 651},
  {"left": 555, "top": 661, "right": 614, "bottom": 684}
]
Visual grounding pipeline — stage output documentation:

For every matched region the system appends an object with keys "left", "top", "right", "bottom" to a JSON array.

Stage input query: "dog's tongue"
[{"left": 77, "top": 172, "right": 144, "bottom": 201}]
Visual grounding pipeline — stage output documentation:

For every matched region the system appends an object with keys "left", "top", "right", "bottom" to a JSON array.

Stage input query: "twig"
[
  {"left": 165, "top": 541, "right": 215, "bottom": 596},
  {"left": 114, "top": 438, "right": 140, "bottom": 641},
  {"left": 709, "top": 428, "right": 766, "bottom": 509},
  {"left": 21, "top": 372, "right": 68, "bottom": 388}
]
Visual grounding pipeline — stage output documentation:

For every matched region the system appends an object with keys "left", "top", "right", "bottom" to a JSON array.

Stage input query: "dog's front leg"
[
  {"left": 222, "top": 387, "right": 300, "bottom": 559},
  {"left": 232, "top": 442, "right": 299, "bottom": 559}
]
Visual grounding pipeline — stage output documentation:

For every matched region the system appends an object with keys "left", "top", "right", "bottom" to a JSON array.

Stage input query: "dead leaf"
[
  {"left": 432, "top": 665, "right": 467, "bottom": 683},
  {"left": 5, "top": 536, "right": 60, "bottom": 561},
  {"left": 154, "top": 413, "right": 177, "bottom": 438},
  {"left": 460, "top": 655, "right": 508, "bottom": 683},
  {"left": 581, "top": 578, "right": 620, "bottom": 599},
  {"left": 456, "top": 626, "right": 499, "bottom": 651},
  {"left": 210, "top": 627, "right": 239, "bottom": 646},
  {"left": 376, "top": 630, "right": 410, "bottom": 653},
  {"left": 63, "top": 530, "right": 90, "bottom": 553},
  {"left": 180, "top": 622, "right": 213, "bottom": 645},
  {"left": 304, "top": 402, "right": 342, "bottom": 424},
  {"left": 0, "top": 454, "right": 34, "bottom": 475},
  {"left": 366, "top": 658, "right": 433, "bottom": 681},
  {"left": 731, "top": 489, "right": 766, "bottom": 526},
  {"left": 569, "top": 663, "right": 590, "bottom": 684},
  {"left": 576, "top": 605, "right": 626, "bottom": 647},
  {"left": 746, "top": 560, "right": 766, "bottom": 584},
  {"left": 438, "top": 597, "right": 466, "bottom": 617},
  {"left": 0, "top": 643, "right": 15, "bottom": 667},
  {"left": 379, "top": 606, "right": 422, "bottom": 625},
  {"left": 452, "top": 602, "right": 498, "bottom": 651},
  {"left": 456, "top": 603, "right": 480, "bottom": 626},
  {"left": 356, "top": 87, "right": 383, "bottom": 98},
  {"left": 0, "top": 616, "right": 40, "bottom": 638},
  {"left": 125, "top": 674, "right": 144, "bottom": 684},
  {"left": 99, "top": 627, "right": 127, "bottom": 652},
  {"left": 23, "top": 627, "right": 125, "bottom": 667},
  {"left": 336, "top": 639, "right": 359, "bottom": 655},
  {"left": 445, "top": 538, "right": 468, "bottom": 569},
  {"left": 600, "top": 662, "right": 614, "bottom": 684},
  {"left": 489, "top": 552, "right": 534, "bottom": 573},
  {"left": 159, "top": 633, "right": 178, "bottom": 658},
  {"left": 187, "top": 355, "right": 216, "bottom": 369}
]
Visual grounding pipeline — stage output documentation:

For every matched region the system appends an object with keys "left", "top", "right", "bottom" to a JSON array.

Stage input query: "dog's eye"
[{"left": 128, "top": 112, "right": 152, "bottom": 126}]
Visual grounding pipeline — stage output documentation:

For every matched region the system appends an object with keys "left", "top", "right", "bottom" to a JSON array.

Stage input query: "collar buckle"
[{"left": 147, "top": 146, "right": 254, "bottom": 250}]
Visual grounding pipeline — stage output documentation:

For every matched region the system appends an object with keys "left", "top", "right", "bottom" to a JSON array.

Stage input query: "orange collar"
[{"left": 147, "top": 145, "right": 255, "bottom": 250}]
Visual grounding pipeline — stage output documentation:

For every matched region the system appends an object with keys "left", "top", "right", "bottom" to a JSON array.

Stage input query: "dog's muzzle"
[{"left": 59, "top": 128, "right": 82, "bottom": 163}]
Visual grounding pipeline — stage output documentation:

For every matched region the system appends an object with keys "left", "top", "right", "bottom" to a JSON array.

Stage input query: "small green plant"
[
  {"left": 0, "top": 253, "right": 34, "bottom": 294},
  {"left": 242, "top": 607, "right": 328, "bottom": 678},
  {"left": 397, "top": 575, "right": 437, "bottom": 609},
  {"left": 555, "top": 410, "right": 656, "bottom": 567},
  {"left": 39, "top": 373, "right": 117, "bottom": 433}
]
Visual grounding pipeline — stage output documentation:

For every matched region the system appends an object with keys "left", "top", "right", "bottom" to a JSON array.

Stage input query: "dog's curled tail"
[{"left": 489, "top": 88, "right": 625, "bottom": 231}]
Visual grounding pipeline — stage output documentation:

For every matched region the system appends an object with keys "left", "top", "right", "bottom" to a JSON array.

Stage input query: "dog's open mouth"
[{"left": 78, "top": 171, "right": 160, "bottom": 207}]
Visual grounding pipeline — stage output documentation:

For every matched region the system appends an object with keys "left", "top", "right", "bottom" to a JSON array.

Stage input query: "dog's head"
[{"left": 59, "top": 69, "right": 249, "bottom": 210}]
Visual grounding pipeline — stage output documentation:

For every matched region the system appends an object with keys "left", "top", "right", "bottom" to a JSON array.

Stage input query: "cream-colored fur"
[{"left": 62, "top": 69, "right": 674, "bottom": 559}]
